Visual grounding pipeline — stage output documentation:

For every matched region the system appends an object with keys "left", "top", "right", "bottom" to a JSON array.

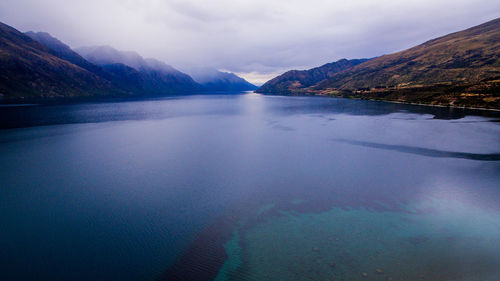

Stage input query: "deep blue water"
[{"left": 1, "top": 93, "right": 499, "bottom": 281}]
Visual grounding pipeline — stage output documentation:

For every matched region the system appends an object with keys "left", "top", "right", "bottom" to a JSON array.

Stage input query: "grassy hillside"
[
  {"left": 259, "top": 18, "right": 500, "bottom": 109},
  {"left": 256, "top": 59, "right": 369, "bottom": 94},
  {"left": 0, "top": 22, "right": 117, "bottom": 100}
]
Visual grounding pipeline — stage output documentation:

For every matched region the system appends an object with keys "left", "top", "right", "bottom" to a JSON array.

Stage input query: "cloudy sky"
[{"left": 1, "top": 0, "right": 499, "bottom": 84}]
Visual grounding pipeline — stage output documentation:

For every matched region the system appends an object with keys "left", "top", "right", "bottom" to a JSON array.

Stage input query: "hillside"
[
  {"left": 258, "top": 18, "right": 500, "bottom": 109},
  {"left": 75, "top": 46, "right": 200, "bottom": 94},
  {"left": 256, "top": 58, "right": 369, "bottom": 94},
  {"left": 25, "top": 31, "right": 108, "bottom": 78},
  {"left": 188, "top": 67, "right": 257, "bottom": 91},
  {"left": 0, "top": 22, "right": 116, "bottom": 100},
  {"left": 1, "top": 24, "right": 203, "bottom": 100}
]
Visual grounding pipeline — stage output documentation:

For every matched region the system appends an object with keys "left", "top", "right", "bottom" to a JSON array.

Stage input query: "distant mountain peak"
[
  {"left": 75, "top": 45, "right": 145, "bottom": 70},
  {"left": 187, "top": 67, "right": 257, "bottom": 91},
  {"left": 256, "top": 58, "right": 369, "bottom": 94}
]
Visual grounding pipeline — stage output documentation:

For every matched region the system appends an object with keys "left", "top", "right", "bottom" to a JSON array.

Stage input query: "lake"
[{"left": 1, "top": 93, "right": 500, "bottom": 281}]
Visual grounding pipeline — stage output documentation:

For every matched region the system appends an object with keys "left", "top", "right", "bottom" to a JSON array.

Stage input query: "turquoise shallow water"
[
  {"left": 1, "top": 93, "right": 499, "bottom": 280},
  {"left": 217, "top": 200, "right": 500, "bottom": 281}
]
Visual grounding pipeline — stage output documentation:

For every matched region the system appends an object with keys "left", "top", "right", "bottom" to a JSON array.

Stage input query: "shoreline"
[
  {"left": 356, "top": 97, "right": 500, "bottom": 112},
  {"left": 255, "top": 91, "right": 500, "bottom": 113}
]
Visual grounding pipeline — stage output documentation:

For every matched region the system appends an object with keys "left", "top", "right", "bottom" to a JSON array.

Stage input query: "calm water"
[{"left": 1, "top": 93, "right": 499, "bottom": 281}]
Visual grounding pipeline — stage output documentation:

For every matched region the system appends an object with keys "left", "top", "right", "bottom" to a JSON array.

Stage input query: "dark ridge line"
[{"left": 333, "top": 139, "right": 500, "bottom": 161}]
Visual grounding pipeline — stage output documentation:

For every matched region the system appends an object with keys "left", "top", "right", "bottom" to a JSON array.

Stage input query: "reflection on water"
[
  {"left": 1, "top": 94, "right": 500, "bottom": 130},
  {"left": 1, "top": 93, "right": 499, "bottom": 281}
]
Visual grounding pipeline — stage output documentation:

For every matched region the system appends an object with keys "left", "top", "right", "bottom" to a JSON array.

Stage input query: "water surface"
[{"left": 1, "top": 93, "right": 499, "bottom": 281}]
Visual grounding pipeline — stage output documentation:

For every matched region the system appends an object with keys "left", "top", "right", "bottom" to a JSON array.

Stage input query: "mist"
[{"left": 1, "top": 0, "right": 499, "bottom": 84}]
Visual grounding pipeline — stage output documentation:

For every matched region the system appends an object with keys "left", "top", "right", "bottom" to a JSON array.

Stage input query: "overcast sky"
[{"left": 1, "top": 0, "right": 499, "bottom": 84}]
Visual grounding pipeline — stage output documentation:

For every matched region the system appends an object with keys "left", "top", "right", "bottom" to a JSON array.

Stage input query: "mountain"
[
  {"left": 75, "top": 45, "right": 146, "bottom": 70},
  {"left": 24, "top": 34, "right": 151, "bottom": 94},
  {"left": 0, "top": 22, "right": 116, "bottom": 100},
  {"left": 256, "top": 58, "right": 369, "bottom": 94},
  {"left": 1, "top": 24, "right": 203, "bottom": 101},
  {"left": 25, "top": 31, "right": 108, "bottom": 78},
  {"left": 258, "top": 18, "right": 500, "bottom": 109},
  {"left": 188, "top": 67, "right": 257, "bottom": 91},
  {"left": 76, "top": 47, "right": 254, "bottom": 92},
  {"left": 75, "top": 46, "right": 200, "bottom": 94}
]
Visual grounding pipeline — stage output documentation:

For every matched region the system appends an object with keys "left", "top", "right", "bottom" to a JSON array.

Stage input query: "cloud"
[{"left": 1, "top": 0, "right": 499, "bottom": 84}]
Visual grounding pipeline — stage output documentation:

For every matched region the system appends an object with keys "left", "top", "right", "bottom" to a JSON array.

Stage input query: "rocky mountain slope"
[
  {"left": 75, "top": 45, "right": 200, "bottom": 94},
  {"left": 258, "top": 18, "right": 500, "bottom": 109},
  {"left": 2, "top": 21, "right": 261, "bottom": 101},
  {"left": 25, "top": 31, "right": 108, "bottom": 77},
  {"left": 256, "top": 58, "right": 369, "bottom": 94},
  {"left": 0, "top": 22, "right": 115, "bottom": 100},
  {"left": 1, "top": 23, "right": 204, "bottom": 100}
]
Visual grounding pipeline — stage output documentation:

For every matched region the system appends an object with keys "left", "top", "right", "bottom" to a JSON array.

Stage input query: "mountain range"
[
  {"left": 74, "top": 45, "right": 200, "bottom": 95},
  {"left": 187, "top": 67, "right": 257, "bottom": 91},
  {"left": 257, "top": 58, "right": 370, "bottom": 94},
  {"left": 2, "top": 18, "right": 499, "bottom": 108},
  {"left": 258, "top": 18, "right": 500, "bottom": 109},
  {"left": 0, "top": 22, "right": 115, "bottom": 99},
  {"left": 0, "top": 21, "right": 256, "bottom": 101}
]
